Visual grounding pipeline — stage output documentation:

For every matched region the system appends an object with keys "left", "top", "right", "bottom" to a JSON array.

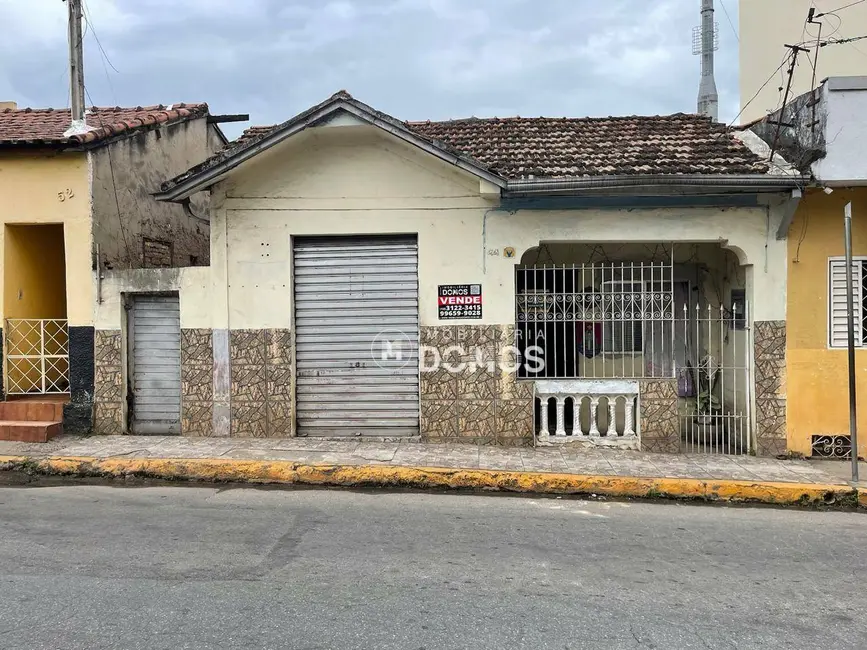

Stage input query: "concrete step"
[
  {"left": 0, "top": 401, "right": 65, "bottom": 422},
  {"left": 0, "top": 420, "right": 63, "bottom": 443}
]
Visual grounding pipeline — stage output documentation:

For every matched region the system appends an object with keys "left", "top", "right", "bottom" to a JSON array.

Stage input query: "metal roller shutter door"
[
  {"left": 294, "top": 236, "right": 419, "bottom": 436},
  {"left": 130, "top": 294, "right": 181, "bottom": 435}
]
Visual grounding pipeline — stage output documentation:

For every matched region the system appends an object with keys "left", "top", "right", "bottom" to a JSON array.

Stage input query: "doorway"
[{"left": 3, "top": 224, "right": 69, "bottom": 394}]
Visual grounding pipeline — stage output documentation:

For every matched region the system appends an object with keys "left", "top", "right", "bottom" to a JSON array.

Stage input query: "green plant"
[{"left": 696, "top": 390, "right": 721, "bottom": 415}]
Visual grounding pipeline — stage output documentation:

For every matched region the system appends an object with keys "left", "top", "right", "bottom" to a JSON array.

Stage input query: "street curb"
[{"left": 1, "top": 454, "right": 864, "bottom": 508}]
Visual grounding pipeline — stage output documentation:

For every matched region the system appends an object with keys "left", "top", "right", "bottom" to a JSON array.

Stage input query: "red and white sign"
[{"left": 438, "top": 284, "right": 482, "bottom": 319}]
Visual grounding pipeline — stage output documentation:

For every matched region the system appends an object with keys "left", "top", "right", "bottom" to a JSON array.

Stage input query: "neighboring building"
[
  {"left": 0, "top": 102, "right": 228, "bottom": 439},
  {"left": 93, "top": 91, "right": 804, "bottom": 456},
  {"left": 739, "top": 0, "right": 867, "bottom": 123},
  {"left": 749, "top": 76, "right": 867, "bottom": 460}
]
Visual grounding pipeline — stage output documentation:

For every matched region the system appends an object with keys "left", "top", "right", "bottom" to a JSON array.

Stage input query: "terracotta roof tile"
[
  {"left": 225, "top": 112, "right": 768, "bottom": 180},
  {"left": 407, "top": 114, "right": 769, "bottom": 178},
  {"left": 0, "top": 103, "right": 209, "bottom": 146}
]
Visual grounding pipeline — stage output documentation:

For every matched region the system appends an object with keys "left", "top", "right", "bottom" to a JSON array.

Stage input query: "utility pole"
[
  {"left": 767, "top": 43, "right": 810, "bottom": 163},
  {"left": 844, "top": 202, "right": 860, "bottom": 484},
  {"left": 66, "top": 0, "right": 86, "bottom": 125}
]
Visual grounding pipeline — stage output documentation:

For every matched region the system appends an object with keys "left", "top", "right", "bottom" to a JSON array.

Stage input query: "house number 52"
[{"left": 57, "top": 189, "right": 74, "bottom": 202}]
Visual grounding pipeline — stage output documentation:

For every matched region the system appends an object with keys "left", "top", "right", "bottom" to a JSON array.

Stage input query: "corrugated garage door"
[
  {"left": 129, "top": 294, "right": 181, "bottom": 435},
  {"left": 294, "top": 236, "right": 419, "bottom": 436}
]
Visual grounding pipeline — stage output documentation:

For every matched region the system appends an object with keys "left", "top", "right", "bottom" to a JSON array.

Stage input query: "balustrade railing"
[{"left": 535, "top": 379, "right": 639, "bottom": 447}]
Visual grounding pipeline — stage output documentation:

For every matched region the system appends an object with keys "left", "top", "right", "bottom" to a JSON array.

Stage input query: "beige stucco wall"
[
  {"left": 93, "top": 266, "right": 212, "bottom": 331},
  {"left": 211, "top": 123, "right": 497, "bottom": 330},
  {"left": 484, "top": 204, "right": 785, "bottom": 323},
  {"left": 739, "top": 0, "right": 867, "bottom": 123},
  {"left": 95, "top": 121, "right": 787, "bottom": 335},
  {"left": 90, "top": 118, "right": 220, "bottom": 271},
  {"left": 0, "top": 150, "right": 93, "bottom": 326},
  {"left": 197, "top": 123, "right": 789, "bottom": 330}
]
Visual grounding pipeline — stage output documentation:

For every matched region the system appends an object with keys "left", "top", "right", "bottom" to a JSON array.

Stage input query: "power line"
[
  {"left": 718, "top": 0, "right": 739, "bottom": 42},
  {"left": 84, "top": 86, "right": 135, "bottom": 267},
  {"left": 816, "top": 0, "right": 866, "bottom": 17},
  {"left": 822, "top": 33, "right": 867, "bottom": 45},
  {"left": 728, "top": 52, "right": 790, "bottom": 128},
  {"left": 82, "top": 0, "right": 120, "bottom": 74}
]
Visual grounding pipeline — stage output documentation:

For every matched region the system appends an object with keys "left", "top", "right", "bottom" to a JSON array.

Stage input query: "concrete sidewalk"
[{"left": 1, "top": 435, "right": 864, "bottom": 507}]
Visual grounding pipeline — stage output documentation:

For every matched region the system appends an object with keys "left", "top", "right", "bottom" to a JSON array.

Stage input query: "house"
[
  {"left": 748, "top": 76, "right": 867, "bottom": 460},
  {"left": 92, "top": 90, "right": 804, "bottom": 455},
  {"left": 0, "top": 101, "right": 230, "bottom": 439}
]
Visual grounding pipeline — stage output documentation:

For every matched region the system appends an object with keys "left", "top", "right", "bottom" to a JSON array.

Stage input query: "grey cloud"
[{"left": 0, "top": 0, "right": 740, "bottom": 139}]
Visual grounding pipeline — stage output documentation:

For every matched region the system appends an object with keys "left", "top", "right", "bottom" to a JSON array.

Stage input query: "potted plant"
[{"left": 693, "top": 355, "right": 721, "bottom": 425}]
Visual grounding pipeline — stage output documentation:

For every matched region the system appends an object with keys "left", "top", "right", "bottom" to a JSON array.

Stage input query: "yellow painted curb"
[{"left": 0, "top": 455, "right": 862, "bottom": 508}]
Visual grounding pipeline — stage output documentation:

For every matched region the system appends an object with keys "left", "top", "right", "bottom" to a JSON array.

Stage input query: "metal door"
[
  {"left": 294, "top": 236, "right": 419, "bottom": 436},
  {"left": 129, "top": 294, "right": 181, "bottom": 434}
]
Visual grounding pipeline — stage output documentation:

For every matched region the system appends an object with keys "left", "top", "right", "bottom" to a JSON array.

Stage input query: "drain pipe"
[{"left": 181, "top": 197, "right": 209, "bottom": 225}]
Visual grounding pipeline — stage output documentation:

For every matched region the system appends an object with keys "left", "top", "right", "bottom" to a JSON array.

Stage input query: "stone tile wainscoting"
[
  {"left": 228, "top": 329, "right": 293, "bottom": 438},
  {"left": 93, "top": 329, "right": 124, "bottom": 435},
  {"left": 754, "top": 320, "right": 787, "bottom": 457},
  {"left": 181, "top": 329, "right": 213, "bottom": 436},
  {"left": 420, "top": 325, "right": 534, "bottom": 445},
  {"left": 638, "top": 379, "right": 680, "bottom": 453}
]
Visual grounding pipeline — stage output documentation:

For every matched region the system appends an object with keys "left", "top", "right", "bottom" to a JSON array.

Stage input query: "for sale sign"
[{"left": 438, "top": 284, "right": 482, "bottom": 319}]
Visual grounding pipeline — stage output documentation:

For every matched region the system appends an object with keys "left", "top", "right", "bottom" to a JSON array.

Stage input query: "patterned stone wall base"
[
  {"left": 638, "top": 379, "right": 680, "bottom": 453},
  {"left": 181, "top": 329, "right": 213, "bottom": 437},
  {"left": 754, "top": 320, "right": 787, "bottom": 456},
  {"left": 229, "top": 329, "right": 293, "bottom": 438},
  {"left": 93, "top": 329, "right": 123, "bottom": 435},
  {"left": 420, "top": 325, "right": 534, "bottom": 445}
]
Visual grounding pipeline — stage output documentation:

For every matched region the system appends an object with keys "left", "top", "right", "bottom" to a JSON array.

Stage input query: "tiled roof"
[
  {"left": 0, "top": 103, "right": 208, "bottom": 146},
  {"left": 225, "top": 112, "right": 769, "bottom": 180},
  {"left": 407, "top": 114, "right": 770, "bottom": 178},
  {"left": 234, "top": 125, "right": 274, "bottom": 148}
]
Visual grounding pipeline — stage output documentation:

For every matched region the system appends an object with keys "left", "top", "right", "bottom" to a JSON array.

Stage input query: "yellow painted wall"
[
  {"left": 3, "top": 224, "right": 67, "bottom": 319},
  {"left": 0, "top": 151, "right": 92, "bottom": 326},
  {"left": 787, "top": 187, "right": 867, "bottom": 457}
]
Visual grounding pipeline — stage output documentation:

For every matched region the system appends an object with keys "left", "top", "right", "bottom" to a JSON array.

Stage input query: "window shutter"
[{"left": 829, "top": 259, "right": 863, "bottom": 348}]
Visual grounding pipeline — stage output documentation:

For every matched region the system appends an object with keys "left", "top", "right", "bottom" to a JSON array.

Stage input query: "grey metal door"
[
  {"left": 129, "top": 294, "right": 181, "bottom": 435},
  {"left": 294, "top": 236, "right": 419, "bottom": 436}
]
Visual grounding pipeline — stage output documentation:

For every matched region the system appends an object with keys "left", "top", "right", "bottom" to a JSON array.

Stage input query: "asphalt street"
[{"left": 0, "top": 485, "right": 864, "bottom": 649}]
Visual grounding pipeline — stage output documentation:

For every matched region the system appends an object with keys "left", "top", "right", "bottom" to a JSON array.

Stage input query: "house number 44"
[{"left": 57, "top": 189, "right": 74, "bottom": 202}]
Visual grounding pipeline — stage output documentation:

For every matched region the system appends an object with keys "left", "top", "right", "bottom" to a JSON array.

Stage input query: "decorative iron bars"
[
  {"left": 811, "top": 435, "right": 852, "bottom": 459},
  {"left": 678, "top": 303, "right": 751, "bottom": 455},
  {"left": 515, "top": 262, "right": 675, "bottom": 379},
  {"left": 4, "top": 319, "right": 70, "bottom": 394}
]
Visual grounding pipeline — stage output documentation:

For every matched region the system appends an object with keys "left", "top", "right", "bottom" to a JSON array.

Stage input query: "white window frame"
[{"left": 827, "top": 256, "right": 867, "bottom": 349}]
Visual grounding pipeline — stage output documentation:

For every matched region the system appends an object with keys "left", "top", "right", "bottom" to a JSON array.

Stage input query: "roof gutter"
[{"left": 505, "top": 174, "right": 807, "bottom": 196}]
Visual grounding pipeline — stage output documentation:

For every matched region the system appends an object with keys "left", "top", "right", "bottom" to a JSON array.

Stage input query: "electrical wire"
[
  {"left": 816, "top": 0, "right": 866, "bottom": 17},
  {"left": 81, "top": 0, "right": 120, "bottom": 74},
  {"left": 718, "top": 0, "right": 739, "bottom": 42},
  {"left": 84, "top": 86, "right": 135, "bottom": 267},
  {"left": 726, "top": 52, "right": 791, "bottom": 128}
]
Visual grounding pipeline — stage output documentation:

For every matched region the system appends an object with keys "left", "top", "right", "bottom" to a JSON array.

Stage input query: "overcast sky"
[{"left": 0, "top": 0, "right": 742, "bottom": 138}]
